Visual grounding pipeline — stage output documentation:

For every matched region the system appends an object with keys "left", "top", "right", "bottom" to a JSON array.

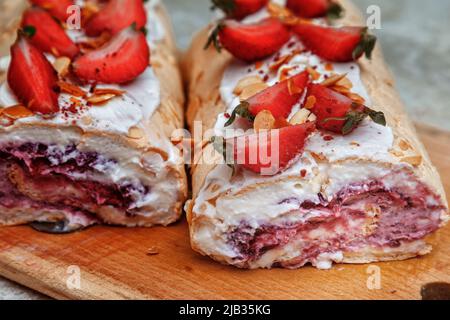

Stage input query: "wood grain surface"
[{"left": 0, "top": 124, "right": 448, "bottom": 300}]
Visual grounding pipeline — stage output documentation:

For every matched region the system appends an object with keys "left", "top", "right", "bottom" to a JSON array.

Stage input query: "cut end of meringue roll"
[{"left": 0, "top": 125, "right": 187, "bottom": 232}]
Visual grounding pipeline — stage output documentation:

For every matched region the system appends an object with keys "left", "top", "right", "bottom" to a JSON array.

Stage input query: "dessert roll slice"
[
  {"left": 184, "top": 0, "right": 448, "bottom": 268},
  {"left": 0, "top": 0, "right": 187, "bottom": 232}
]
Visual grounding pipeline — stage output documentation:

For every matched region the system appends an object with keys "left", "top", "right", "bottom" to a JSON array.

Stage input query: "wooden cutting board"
[{"left": 0, "top": 123, "right": 448, "bottom": 300}]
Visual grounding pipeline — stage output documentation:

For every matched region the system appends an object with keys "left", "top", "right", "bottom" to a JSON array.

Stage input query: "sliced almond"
[
  {"left": 287, "top": 78, "right": 304, "bottom": 95},
  {"left": 320, "top": 73, "right": 347, "bottom": 87},
  {"left": 233, "top": 75, "right": 264, "bottom": 96},
  {"left": 87, "top": 93, "right": 117, "bottom": 105},
  {"left": 401, "top": 155, "right": 422, "bottom": 167},
  {"left": 336, "top": 76, "right": 353, "bottom": 89},
  {"left": 346, "top": 92, "right": 365, "bottom": 104},
  {"left": 308, "top": 113, "right": 317, "bottom": 121},
  {"left": 306, "top": 66, "right": 320, "bottom": 81},
  {"left": 311, "top": 152, "right": 326, "bottom": 162},
  {"left": 93, "top": 88, "right": 125, "bottom": 96},
  {"left": 290, "top": 109, "right": 311, "bottom": 125},
  {"left": 1, "top": 105, "right": 34, "bottom": 119},
  {"left": 57, "top": 81, "right": 87, "bottom": 97},
  {"left": 304, "top": 95, "right": 316, "bottom": 109},
  {"left": 390, "top": 149, "right": 404, "bottom": 157},
  {"left": 269, "top": 54, "right": 292, "bottom": 73},
  {"left": 53, "top": 57, "right": 71, "bottom": 76},
  {"left": 398, "top": 139, "right": 412, "bottom": 151},
  {"left": 81, "top": 115, "right": 93, "bottom": 126},
  {"left": 279, "top": 66, "right": 295, "bottom": 82},
  {"left": 254, "top": 110, "right": 275, "bottom": 131},
  {"left": 146, "top": 246, "right": 159, "bottom": 256},
  {"left": 127, "top": 126, "right": 144, "bottom": 139},
  {"left": 239, "top": 82, "right": 268, "bottom": 100},
  {"left": 324, "top": 63, "right": 334, "bottom": 71}
]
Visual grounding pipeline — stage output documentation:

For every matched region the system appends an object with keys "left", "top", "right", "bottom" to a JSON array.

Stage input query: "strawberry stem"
[
  {"left": 210, "top": 0, "right": 236, "bottom": 15},
  {"left": 21, "top": 25, "right": 36, "bottom": 38},
  {"left": 224, "top": 101, "right": 254, "bottom": 127},
  {"left": 210, "top": 136, "right": 235, "bottom": 172},
  {"left": 352, "top": 28, "right": 377, "bottom": 60},
  {"left": 204, "top": 23, "right": 224, "bottom": 52},
  {"left": 327, "top": 2, "right": 344, "bottom": 20}
]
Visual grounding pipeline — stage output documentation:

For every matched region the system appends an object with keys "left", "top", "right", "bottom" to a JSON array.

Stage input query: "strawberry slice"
[
  {"left": 7, "top": 31, "right": 59, "bottom": 115},
  {"left": 304, "top": 83, "right": 386, "bottom": 135},
  {"left": 292, "top": 24, "right": 376, "bottom": 62},
  {"left": 225, "top": 71, "right": 310, "bottom": 126},
  {"left": 73, "top": 26, "right": 150, "bottom": 84},
  {"left": 211, "top": 0, "right": 269, "bottom": 20},
  {"left": 30, "top": 0, "right": 74, "bottom": 22},
  {"left": 206, "top": 18, "right": 290, "bottom": 62},
  {"left": 286, "top": 0, "right": 343, "bottom": 19},
  {"left": 85, "top": 0, "right": 147, "bottom": 37},
  {"left": 21, "top": 7, "right": 79, "bottom": 58},
  {"left": 224, "top": 122, "right": 316, "bottom": 175}
]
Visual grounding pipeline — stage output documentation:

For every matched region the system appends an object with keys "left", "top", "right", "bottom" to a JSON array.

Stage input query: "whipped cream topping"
[{"left": 0, "top": 0, "right": 166, "bottom": 136}]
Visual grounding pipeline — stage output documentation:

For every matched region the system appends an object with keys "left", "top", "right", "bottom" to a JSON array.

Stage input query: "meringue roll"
[
  {"left": 0, "top": 0, "right": 187, "bottom": 232},
  {"left": 184, "top": 0, "right": 448, "bottom": 269}
]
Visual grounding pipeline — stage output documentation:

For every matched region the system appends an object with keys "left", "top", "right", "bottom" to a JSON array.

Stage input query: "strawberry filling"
[
  {"left": 227, "top": 175, "right": 445, "bottom": 267},
  {"left": 0, "top": 143, "right": 151, "bottom": 222}
]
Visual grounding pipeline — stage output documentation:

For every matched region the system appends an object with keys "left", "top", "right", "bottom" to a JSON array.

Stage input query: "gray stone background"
[{"left": 1, "top": 0, "right": 449, "bottom": 299}]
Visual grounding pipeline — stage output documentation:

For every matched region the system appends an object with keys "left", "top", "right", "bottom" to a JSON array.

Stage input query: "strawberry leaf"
[
  {"left": 211, "top": 136, "right": 235, "bottom": 173},
  {"left": 367, "top": 109, "right": 387, "bottom": 126},
  {"left": 22, "top": 25, "right": 36, "bottom": 38},
  {"left": 204, "top": 22, "right": 224, "bottom": 52},
  {"left": 225, "top": 101, "right": 254, "bottom": 127},
  {"left": 352, "top": 28, "right": 377, "bottom": 60},
  {"left": 327, "top": 2, "right": 344, "bottom": 20},
  {"left": 210, "top": 0, "right": 236, "bottom": 15}
]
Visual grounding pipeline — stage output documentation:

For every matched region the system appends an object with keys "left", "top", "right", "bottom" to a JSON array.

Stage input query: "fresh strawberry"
[
  {"left": 21, "top": 8, "right": 79, "bottom": 58},
  {"left": 73, "top": 26, "right": 150, "bottom": 84},
  {"left": 85, "top": 0, "right": 147, "bottom": 37},
  {"left": 211, "top": 0, "right": 269, "bottom": 20},
  {"left": 30, "top": 0, "right": 74, "bottom": 22},
  {"left": 225, "top": 71, "right": 310, "bottom": 126},
  {"left": 226, "top": 122, "right": 316, "bottom": 175},
  {"left": 304, "top": 83, "right": 386, "bottom": 135},
  {"left": 286, "top": 0, "right": 343, "bottom": 19},
  {"left": 7, "top": 31, "right": 59, "bottom": 115},
  {"left": 206, "top": 18, "right": 290, "bottom": 62},
  {"left": 292, "top": 24, "right": 376, "bottom": 62}
]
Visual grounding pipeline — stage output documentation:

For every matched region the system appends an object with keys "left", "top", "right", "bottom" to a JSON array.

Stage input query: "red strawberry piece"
[
  {"left": 304, "top": 83, "right": 386, "bottom": 135},
  {"left": 230, "top": 122, "right": 316, "bottom": 175},
  {"left": 85, "top": 0, "right": 147, "bottom": 37},
  {"left": 73, "top": 26, "right": 150, "bottom": 84},
  {"left": 225, "top": 71, "right": 310, "bottom": 126},
  {"left": 7, "top": 32, "right": 59, "bottom": 115},
  {"left": 30, "top": 0, "right": 74, "bottom": 22},
  {"left": 206, "top": 18, "right": 291, "bottom": 62},
  {"left": 286, "top": 0, "right": 343, "bottom": 19},
  {"left": 21, "top": 7, "right": 79, "bottom": 58},
  {"left": 292, "top": 23, "right": 376, "bottom": 62},
  {"left": 212, "top": 0, "right": 269, "bottom": 20}
]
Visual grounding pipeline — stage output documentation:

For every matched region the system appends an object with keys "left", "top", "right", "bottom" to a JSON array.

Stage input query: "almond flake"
[
  {"left": 401, "top": 155, "right": 422, "bottom": 167},
  {"left": 233, "top": 76, "right": 264, "bottom": 96},
  {"left": 308, "top": 113, "right": 317, "bottom": 121},
  {"left": 287, "top": 78, "right": 304, "bottom": 95},
  {"left": 336, "top": 76, "right": 353, "bottom": 89},
  {"left": 311, "top": 152, "right": 326, "bottom": 162},
  {"left": 240, "top": 82, "right": 268, "bottom": 100},
  {"left": 269, "top": 55, "right": 292, "bottom": 73},
  {"left": 304, "top": 96, "right": 316, "bottom": 109},
  {"left": 398, "top": 139, "right": 412, "bottom": 151},
  {"left": 146, "top": 246, "right": 159, "bottom": 256},
  {"left": 87, "top": 93, "right": 117, "bottom": 105},
  {"left": 53, "top": 57, "right": 71, "bottom": 76},
  {"left": 346, "top": 92, "right": 365, "bottom": 104},
  {"left": 290, "top": 109, "right": 311, "bottom": 125},
  {"left": 57, "top": 81, "right": 87, "bottom": 97},
  {"left": 254, "top": 110, "right": 275, "bottom": 131},
  {"left": 320, "top": 73, "right": 347, "bottom": 87},
  {"left": 93, "top": 88, "right": 125, "bottom": 96},
  {"left": 1, "top": 105, "right": 34, "bottom": 119},
  {"left": 324, "top": 63, "right": 334, "bottom": 71},
  {"left": 279, "top": 66, "right": 295, "bottom": 82},
  {"left": 127, "top": 126, "right": 144, "bottom": 139},
  {"left": 390, "top": 149, "right": 404, "bottom": 157},
  {"left": 306, "top": 66, "right": 320, "bottom": 81},
  {"left": 81, "top": 116, "right": 93, "bottom": 126}
]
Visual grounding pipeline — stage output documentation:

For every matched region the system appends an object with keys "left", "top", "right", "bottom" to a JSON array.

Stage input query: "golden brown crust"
[{"left": 183, "top": 0, "right": 448, "bottom": 265}]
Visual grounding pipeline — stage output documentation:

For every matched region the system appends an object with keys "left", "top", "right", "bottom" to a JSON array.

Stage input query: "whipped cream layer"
[{"left": 0, "top": 0, "right": 165, "bottom": 136}]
